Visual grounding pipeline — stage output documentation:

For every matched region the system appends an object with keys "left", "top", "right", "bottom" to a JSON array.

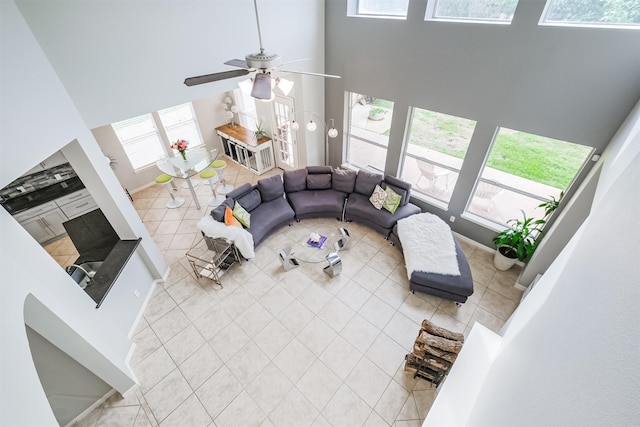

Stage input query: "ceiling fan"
[{"left": 183, "top": 0, "right": 340, "bottom": 100}]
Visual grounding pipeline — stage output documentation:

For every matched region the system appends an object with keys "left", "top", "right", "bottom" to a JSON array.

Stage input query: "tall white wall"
[
  {"left": 0, "top": 2, "right": 165, "bottom": 425},
  {"left": 462, "top": 101, "right": 640, "bottom": 425}
]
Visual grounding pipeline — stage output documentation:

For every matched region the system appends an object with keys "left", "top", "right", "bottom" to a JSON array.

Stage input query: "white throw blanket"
[
  {"left": 397, "top": 213, "right": 460, "bottom": 278},
  {"left": 197, "top": 216, "right": 255, "bottom": 259}
]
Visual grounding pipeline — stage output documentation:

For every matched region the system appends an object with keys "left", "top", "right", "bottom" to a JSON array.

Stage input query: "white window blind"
[
  {"left": 158, "top": 103, "right": 204, "bottom": 148},
  {"left": 112, "top": 114, "right": 165, "bottom": 171}
]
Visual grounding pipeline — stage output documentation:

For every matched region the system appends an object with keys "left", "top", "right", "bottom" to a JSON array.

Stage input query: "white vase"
[{"left": 493, "top": 248, "right": 517, "bottom": 271}]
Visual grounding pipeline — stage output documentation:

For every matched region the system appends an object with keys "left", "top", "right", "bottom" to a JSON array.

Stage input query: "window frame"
[
  {"left": 348, "top": 0, "right": 409, "bottom": 19},
  {"left": 157, "top": 102, "right": 205, "bottom": 149},
  {"left": 344, "top": 91, "right": 394, "bottom": 172},
  {"left": 425, "top": 0, "right": 518, "bottom": 24},
  {"left": 462, "top": 126, "right": 595, "bottom": 229},
  {"left": 539, "top": 0, "right": 640, "bottom": 29},
  {"left": 399, "top": 106, "right": 477, "bottom": 209},
  {"left": 111, "top": 113, "right": 166, "bottom": 172}
]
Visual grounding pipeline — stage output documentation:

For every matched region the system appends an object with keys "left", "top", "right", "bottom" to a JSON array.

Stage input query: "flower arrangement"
[{"left": 171, "top": 139, "right": 189, "bottom": 160}]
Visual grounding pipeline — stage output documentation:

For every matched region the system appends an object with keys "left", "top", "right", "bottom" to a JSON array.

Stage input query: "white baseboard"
[{"left": 64, "top": 389, "right": 116, "bottom": 427}]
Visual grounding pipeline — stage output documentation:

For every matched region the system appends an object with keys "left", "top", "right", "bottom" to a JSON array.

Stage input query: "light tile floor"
[{"left": 51, "top": 162, "right": 523, "bottom": 427}]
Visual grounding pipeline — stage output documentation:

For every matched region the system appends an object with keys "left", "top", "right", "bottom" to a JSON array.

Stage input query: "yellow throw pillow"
[
  {"left": 224, "top": 206, "right": 242, "bottom": 228},
  {"left": 383, "top": 186, "right": 402, "bottom": 214},
  {"left": 233, "top": 201, "right": 251, "bottom": 228}
]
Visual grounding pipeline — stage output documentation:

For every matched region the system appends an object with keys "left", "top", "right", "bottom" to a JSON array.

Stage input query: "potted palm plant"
[
  {"left": 492, "top": 211, "right": 545, "bottom": 270},
  {"left": 492, "top": 192, "right": 564, "bottom": 271}
]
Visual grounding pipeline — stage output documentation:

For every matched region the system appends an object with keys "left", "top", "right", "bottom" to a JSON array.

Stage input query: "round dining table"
[{"left": 156, "top": 148, "right": 211, "bottom": 210}]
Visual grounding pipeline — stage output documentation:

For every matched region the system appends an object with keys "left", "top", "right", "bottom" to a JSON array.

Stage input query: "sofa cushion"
[
  {"left": 224, "top": 206, "right": 242, "bottom": 228},
  {"left": 236, "top": 188, "right": 261, "bottom": 212},
  {"left": 345, "top": 193, "right": 421, "bottom": 231},
  {"left": 258, "top": 175, "right": 285, "bottom": 202},
  {"left": 354, "top": 170, "right": 383, "bottom": 196},
  {"left": 332, "top": 169, "right": 356, "bottom": 193},
  {"left": 287, "top": 189, "right": 347, "bottom": 217},
  {"left": 246, "top": 197, "right": 295, "bottom": 246},
  {"left": 383, "top": 186, "right": 402, "bottom": 214},
  {"left": 306, "top": 174, "right": 332, "bottom": 190},
  {"left": 233, "top": 201, "right": 251, "bottom": 228},
  {"left": 283, "top": 169, "right": 308, "bottom": 193},
  {"left": 383, "top": 175, "right": 412, "bottom": 206},
  {"left": 307, "top": 166, "right": 332, "bottom": 174},
  {"left": 369, "top": 184, "right": 387, "bottom": 210},
  {"left": 227, "top": 183, "right": 253, "bottom": 201},
  {"left": 211, "top": 198, "right": 234, "bottom": 222}
]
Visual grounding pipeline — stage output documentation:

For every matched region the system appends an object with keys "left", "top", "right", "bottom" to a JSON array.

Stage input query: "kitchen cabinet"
[
  {"left": 14, "top": 202, "right": 67, "bottom": 244},
  {"left": 216, "top": 124, "right": 275, "bottom": 175},
  {"left": 12, "top": 190, "right": 98, "bottom": 244},
  {"left": 56, "top": 189, "right": 98, "bottom": 219},
  {"left": 25, "top": 151, "right": 69, "bottom": 175}
]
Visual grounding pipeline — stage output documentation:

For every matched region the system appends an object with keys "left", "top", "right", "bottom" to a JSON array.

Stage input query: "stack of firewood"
[{"left": 404, "top": 319, "right": 465, "bottom": 386}]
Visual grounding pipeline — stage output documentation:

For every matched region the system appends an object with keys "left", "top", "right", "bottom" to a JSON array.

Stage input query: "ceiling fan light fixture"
[
  {"left": 259, "top": 92, "right": 275, "bottom": 103},
  {"left": 251, "top": 72, "right": 273, "bottom": 100},
  {"left": 238, "top": 78, "right": 253, "bottom": 94},
  {"left": 276, "top": 77, "right": 294, "bottom": 96}
]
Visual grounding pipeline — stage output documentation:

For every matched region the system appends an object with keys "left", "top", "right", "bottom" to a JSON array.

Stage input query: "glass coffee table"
[{"left": 279, "top": 228, "right": 350, "bottom": 277}]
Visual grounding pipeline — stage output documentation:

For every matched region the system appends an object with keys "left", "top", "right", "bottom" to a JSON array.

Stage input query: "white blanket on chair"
[
  {"left": 197, "top": 216, "right": 255, "bottom": 259},
  {"left": 397, "top": 213, "right": 460, "bottom": 278}
]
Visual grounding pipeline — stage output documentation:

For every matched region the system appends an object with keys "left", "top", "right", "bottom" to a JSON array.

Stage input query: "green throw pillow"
[
  {"left": 233, "top": 201, "right": 251, "bottom": 228},
  {"left": 383, "top": 186, "right": 402, "bottom": 214}
]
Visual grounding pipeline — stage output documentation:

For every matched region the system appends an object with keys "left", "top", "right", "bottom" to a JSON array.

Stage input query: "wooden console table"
[{"left": 216, "top": 124, "right": 275, "bottom": 175}]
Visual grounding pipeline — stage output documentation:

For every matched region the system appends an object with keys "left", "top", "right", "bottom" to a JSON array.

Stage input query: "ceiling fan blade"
[
  {"left": 279, "top": 58, "right": 309, "bottom": 67},
  {"left": 274, "top": 69, "right": 341, "bottom": 79},
  {"left": 184, "top": 69, "right": 250, "bottom": 87},
  {"left": 224, "top": 58, "right": 251, "bottom": 69},
  {"left": 251, "top": 73, "right": 273, "bottom": 99}
]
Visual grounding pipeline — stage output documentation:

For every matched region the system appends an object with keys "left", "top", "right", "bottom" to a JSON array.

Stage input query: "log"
[
  {"left": 421, "top": 319, "right": 464, "bottom": 343},
  {"left": 413, "top": 342, "right": 458, "bottom": 364},
  {"left": 417, "top": 331, "right": 463, "bottom": 354},
  {"left": 405, "top": 353, "right": 450, "bottom": 372}
]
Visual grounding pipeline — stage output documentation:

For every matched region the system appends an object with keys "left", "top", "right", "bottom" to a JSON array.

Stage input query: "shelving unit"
[
  {"left": 186, "top": 236, "right": 241, "bottom": 286},
  {"left": 216, "top": 124, "right": 275, "bottom": 175}
]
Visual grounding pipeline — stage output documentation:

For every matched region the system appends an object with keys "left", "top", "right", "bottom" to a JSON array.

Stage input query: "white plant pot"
[{"left": 493, "top": 248, "right": 517, "bottom": 271}]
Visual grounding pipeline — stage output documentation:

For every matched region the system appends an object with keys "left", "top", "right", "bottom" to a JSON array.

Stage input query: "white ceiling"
[{"left": 16, "top": 0, "right": 325, "bottom": 129}]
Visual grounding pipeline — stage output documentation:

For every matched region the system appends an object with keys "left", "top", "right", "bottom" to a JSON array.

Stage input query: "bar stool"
[
  {"left": 212, "top": 159, "right": 234, "bottom": 195},
  {"left": 207, "top": 149, "right": 220, "bottom": 185},
  {"left": 156, "top": 174, "right": 185, "bottom": 209},
  {"left": 199, "top": 168, "right": 224, "bottom": 207}
]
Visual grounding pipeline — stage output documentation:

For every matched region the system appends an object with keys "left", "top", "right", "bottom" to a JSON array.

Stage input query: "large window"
[
  {"left": 400, "top": 108, "right": 476, "bottom": 207},
  {"left": 112, "top": 114, "right": 165, "bottom": 171},
  {"left": 157, "top": 103, "right": 204, "bottom": 148},
  {"left": 345, "top": 92, "right": 394, "bottom": 172},
  {"left": 113, "top": 102, "right": 204, "bottom": 171},
  {"left": 465, "top": 128, "right": 593, "bottom": 227},
  {"left": 234, "top": 88, "right": 258, "bottom": 129},
  {"left": 427, "top": 0, "right": 519, "bottom": 23},
  {"left": 542, "top": 0, "right": 640, "bottom": 26},
  {"left": 356, "top": 0, "right": 410, "bottom": 18}
]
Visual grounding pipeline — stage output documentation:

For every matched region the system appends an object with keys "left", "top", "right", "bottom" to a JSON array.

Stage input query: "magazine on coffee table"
[{"left": 306, "top": 235, "right": 327, "bottom": 249}]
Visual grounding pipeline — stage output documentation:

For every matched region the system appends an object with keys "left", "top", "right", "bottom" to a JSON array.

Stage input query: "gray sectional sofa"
[
  {"left": 206, "top": 165, "right": 473, "bottom": 304},
  {"left": 210, "top": 175, "right": 295, "bottom": 246},
  {"left": 209, "top": 166, "right": 421, "bottom": 245}
]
